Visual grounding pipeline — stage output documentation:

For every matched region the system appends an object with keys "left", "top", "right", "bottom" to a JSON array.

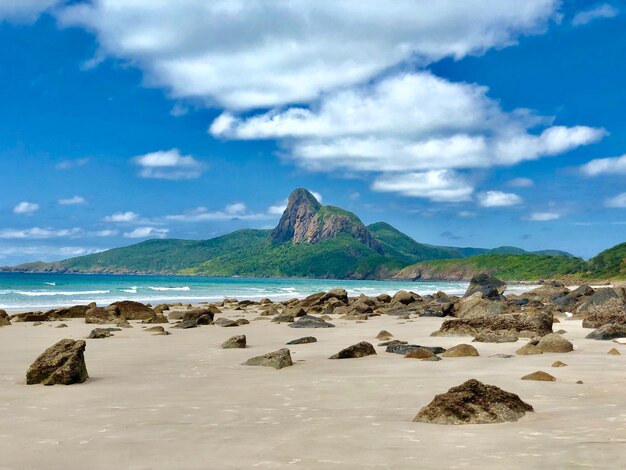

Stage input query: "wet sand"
[{"left": 1, "top": 308, "right": 625, "bottom": 469}]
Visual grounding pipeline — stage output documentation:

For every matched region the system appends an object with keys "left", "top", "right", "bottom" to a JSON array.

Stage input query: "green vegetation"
[
  {"left": 396, "top": 253, "right": 591, "bottom": 281},
  {"left": 588, "top": 242, "right": 626, "bottom": 279}
]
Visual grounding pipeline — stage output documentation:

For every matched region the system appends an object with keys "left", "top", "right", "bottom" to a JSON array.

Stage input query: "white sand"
[{"left": 1, "top": 310, "right": 625, "bottom": 469}]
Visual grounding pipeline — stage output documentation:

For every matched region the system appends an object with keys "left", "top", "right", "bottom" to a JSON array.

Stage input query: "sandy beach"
[{"left": 1, "top": 301, "right": 625, "bottom": 470}]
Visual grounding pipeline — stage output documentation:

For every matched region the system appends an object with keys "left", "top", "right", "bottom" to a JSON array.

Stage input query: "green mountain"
[
  {"left": 394, "top": 253, "right": 590, "bottom": 282},
  {"left": 5, "top": 188, "right": 583, "bottom": 280}
]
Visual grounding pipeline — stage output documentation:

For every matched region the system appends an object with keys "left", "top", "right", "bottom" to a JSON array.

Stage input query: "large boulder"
[
  {"left": 330, "top": 341, "right": 376, "bottom": 359},
  {"left": 413, "top": 379, "right": 533, "bottom": 425},
  {"left": 585, "top": 323, "right": 626, "bottom": 340},
  {"left": 221, "top": 335, "right": 246, "bottom": 349},
  {"left": 244, "top": 348, "right": 293, "bottom": 369},
  {"left": 575, "top": 288, "right": 626, "bottom": 326},
  {"left": 85, "top": 306, "right": 121, "bottom": 324},
  {"left": 26, "top": 339, "right": 89, "bottom": 385},
  {"left": 288, "top": 315, "right": 335, "bottom": 328},
  {"left": 536, "top": 333, "right": 573, "bottom": 353},
  {"left": 11, "top": 311, "right": 54, "bottom": 322},
  {"left": 287, "top": 336, "right": 317, "bottom": 345},
  {"left": 53, "top": 305, "right": 91, "bottom": 319},
  {"left": 110, "top": 301, "right": 155, "bottom": 320},
  {"left": 441, "top": 344, "right": 479, "bottom": 357},
  {"left": 456, "top": 293, "right": 504, "bottom": 319},
  {"left": 0, "top": 309, "right": 10, "bottom": 327},
  {"left": 182, "top": 308, "right": 214, "bottom": 324},
  {"left": 391, "top": 290, "right": 420, "bottom": 306},
  {"left": 432, "top": 311, "right": 553, "bottom": 338},
  {"left": 464, "top": 273, "right": 506, "bottom": 300}
]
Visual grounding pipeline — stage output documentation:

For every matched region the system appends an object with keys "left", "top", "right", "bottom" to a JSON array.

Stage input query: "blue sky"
[{"left": 1, "top": 0, "right": 626, "bottom": 264}]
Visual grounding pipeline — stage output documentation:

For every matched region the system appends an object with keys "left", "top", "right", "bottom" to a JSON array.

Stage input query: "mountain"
[
  {"left": 394, "top": 254, "right": 591, "bottom": 282},
  {"left": 3, "top": 188, "right": 580, "bottom": 280}
]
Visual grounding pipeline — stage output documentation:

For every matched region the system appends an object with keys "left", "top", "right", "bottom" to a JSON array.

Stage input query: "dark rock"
[
  {"left": 144, "top": 326, "right": 165, "bottom": 333},
  {"left": 213, "top": 318, "right": 238, "bottom": 327},
  {"left": 386, "top": 344, "right": 446, "bottom": 355},
  {"left": 391, "top": 290, "right": 420, "bottom": 305},
  {"left": 244, "top": 348, "right": 293, "bottom": 369},
  {"left": 110, "top": 300, "right": 155, "bottom": 320},
  {"left": 576, "top": 288, "right": 626, "bottom": 327},
  {"left": 464, "top": 273, "right": 506, "bottom": 300},
  {"left": 182, "top": 308, "right": 214, "bottom": 324},
  {"left": 54, "top": 305, "right": 90, "bottom": 319},
  {"left": 26, "top": 339, "right": 89, "bottom": 385},
  {"left": 472, "top": 332, "right": 518, "bottom": 343},
  {"left": 287, "top": 336, "right": 317, "bottom": 345},
  {"left": 88, "top": 327, "right": 120, "bottom": 339},
  {"left": 489, "top": 354, "right": 514, "bottom": 358},
  {"left": 330, "top": 341, "right": 377, "bottom": 359},
  {"left": 172, "top": 319, "right": 197, "bottom": 329},
  {"left": 585, "top": 323, "right": 626, "bottom": 340},
  {"left": 288, "top": 315, "right": 335, "bottom": 328},
  {"left": 236, "top": 319, "right": 250, "bottom": 326},
  {"left": 85, "top": 306, "right": 121, "bottom": 324},
  {"left": 55, "top": 323, "right": 68, "bottom": 328},
  {"left": 433, "top": 311, "right": 553, "bottom": 338},
  {"left": 222, "top": 335, "right": 246, "bottom": 349},
  {"left": 142, "top": 314, "right": 169, "bottom": 324},
  {"left": 536, "top": 333, "right": 573, "bottom": 353},
  {"left": 413, "top": 379, "right": 533, "bottom": 424},
  {"left": 271, "top": 315, "right": 295, "bottom": 324},
  {"left": 378, "top": 339, "right": 408, "bottom": 347}
]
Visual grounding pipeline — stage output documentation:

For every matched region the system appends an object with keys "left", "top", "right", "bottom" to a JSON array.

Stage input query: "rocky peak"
[{"left": 271, "top": 189, "right": 382, "bottom": 253}]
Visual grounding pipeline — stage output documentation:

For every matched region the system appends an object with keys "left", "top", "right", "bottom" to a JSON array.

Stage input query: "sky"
[{"left": 1, "top": 0, "right": 626, "bottom": 265}]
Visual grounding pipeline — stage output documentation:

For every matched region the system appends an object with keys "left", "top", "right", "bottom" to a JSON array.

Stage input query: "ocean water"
[{"left": 0, "top": 272, "right": 536, "bottom": 311}]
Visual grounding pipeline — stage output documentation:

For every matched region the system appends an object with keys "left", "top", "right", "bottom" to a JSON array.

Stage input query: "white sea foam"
[
  {"left": 121, "top": 286, "right": 138, "bottom": 293},
  {"left": 14, "top": 290, "right": 110, "bottom": 297},
  {"left": 148, "top": 286, "right": 191, "bottom": 291},
  {"left": 44, "top": 282, "right": 56, "bottom": 286}
]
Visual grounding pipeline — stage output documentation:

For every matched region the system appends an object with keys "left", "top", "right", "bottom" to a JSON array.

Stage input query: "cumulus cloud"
[
  {"left": 508, "top": 177, "right": 534, "bottom": 187},
  {"left": 0, "top": 0, "right": 59, "bottom": 22},
  {"left": 605, "top": 193, "right": 626, "bottom": 208},
  {"left": 580, "top": 154, "right": 626, "bottom": 176},
  {"left": 526, "top": 211, "right": 561, "bottom": 221},
  {"left": 58, "top": 195, "right": 86, "bottom": 205},
  {"left": 371, "top": 170, "right": 474, "bottom": 202},
  {"left": 124, "top": 227, "right": 169, "bottom": 239},
  {"left": 59, "top": 0, "right": 559, "bottom": 110},
  {"left": 478, "top": 191, "right": 523, "bottom": 207},
  {"left": 103, "top": 211, "right": 139, "bottom": 223},
  {"left": 133, "top": 148, "right": 205, "bottom": 180},
  {"left": 572, "top": 4, "right": 618, "bottom": 26},
  {"left": 13, "top": 201, "right": 39, "bottom": 215},
  {"left": 211, "top": 73, "right": 605, "bottom": 182}
]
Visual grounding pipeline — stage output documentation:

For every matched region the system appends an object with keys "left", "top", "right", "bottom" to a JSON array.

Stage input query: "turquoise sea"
[{"left": 0, "top": 272, "right": 536, "bottom": 311}]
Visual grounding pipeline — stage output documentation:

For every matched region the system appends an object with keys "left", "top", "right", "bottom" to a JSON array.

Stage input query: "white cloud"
[
  {"left": 59, "top": 0, "right": 559, "bottom": 110},
  {"left": 0, "top": 245, "right": 103, "bottom": 260},
  {"left": 58, "top": 195, "right": 86, "bottom": 206},
  {"left": 124, "top": 227, "right": 169, "bottom": 239},
  {"left": 170, "top": 104, "right": 189, "bottom": 117},
  {"left": 526, "top": 211, "right": 561, "bottom": 221},
  {"left": 0, "top": 0, "right": 58, "bottom": 22},
  {"left": 56, "top": 157, "right": 89, "bottom": 170},
  {"left": 13, "top": 201, "right": 39, "bottom": 215},
  {"left": 91, "top": 229, "right": 119, "bottom": 237},
  {"left": 371, "top": 170, "right": 474, "bottom": 203},
  {"left": 508, "top": 177, "right": 534, "bottom": 187},
  {"left": 133, "top": 148, "right": 205, "bottom": 180},
  {"left": 211, "top": 73, "right": 605, "bottom": 176},
  {"left": 605, "top": 193, "right": 626, "bottom": 208},
  {"left": 580, "top": 154, "right": 626, "bottom": 176},
  {"left": 166, "top": 203, "right": 274, "bottom": 222},
  {"left": 0, "top": 227, "right": 82, "bottom": 239},
  {"left": 103, "top": 211, "right": 139, "bottom": 223},
  {"left": 267, "top": 201, "right": 288, "bottom": 216},
  {"left": 478, "top": 191, "right": 522, "bottom": 207},
  {"left": 572, "top": 4, "right": 618, "bottom": 26},
  {"left": 458, "top": 210, "right": 476, "bottom": 218}
]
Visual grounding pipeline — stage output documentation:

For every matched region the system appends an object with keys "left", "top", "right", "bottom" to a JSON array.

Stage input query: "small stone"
[
  {"left": 489, "top": 354, "right": 514, "bottom": 358},
  {"left": 521, "top": 371, "right": 556, "bottom": 381},
  {"left": 376, "top": 330, "right": 393, "bottom": 340},
  {"left": 88, "top": 327, "right": 120, "bottom": 339},
  {"left": 551, "top": 360, "right": 567, "bottom": 367},
  {"left": 378, "top": 339, "right": 407, "bottom": 347},
  {"left": 33, "top": 321, "right": 42, "bottom": 326},
  {"left": 404, "top": 347, "right": 436, "bottom": 359},
  {"left": 236, "top": 319, "right": 250, "bottom": 326},
  {"left": 607, "top": 348, "right": 621, "bottom": 355},
  {"left": 172, "top": 319, "right": 197, "bottom": 329},
  {"left": 144, "top": 326, "right": 165, "bottom": 333},
  {"left": 222, "top": 335, "right": 246, "bottom": 349},
  {"left": 244, "top": 348, "right": 293, "bottom": 369},
  {"left": 441, "top": 344, "right": 479, "bottom": 358},
  {"left": 516, "top": 343, "right": 543, "bottom": 355},
  {"left": 329, "top": 341, "right": 376, "bottom": 359},
  {"left": 576, "top": 380, "right": 584, "bottom": 384},
  {"left": 55, "top": 323, "right": 68, "bottom": 328},
  {"left": 286, "top": 336, "right": 317, "bottom": 345},
  {"left": 214, "top": 318, "right": 238, "bottom": 327}
]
